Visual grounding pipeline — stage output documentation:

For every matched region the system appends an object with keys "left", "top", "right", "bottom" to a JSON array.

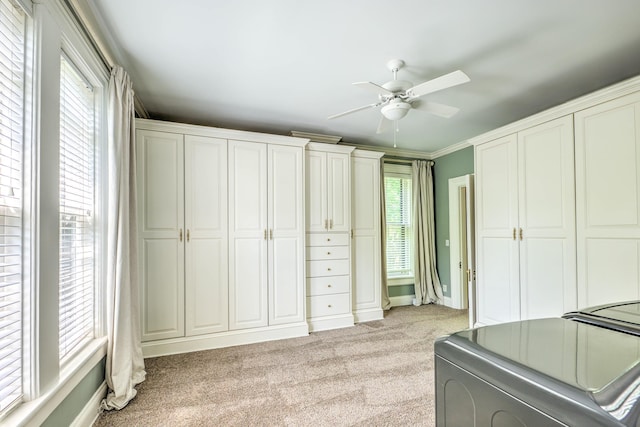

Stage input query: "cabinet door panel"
[
  {"left": 185, "top": 136, "right": 228, "bottom": 335},
  {"left": 518, "top": 116, "right": 576, "bottom": 318},
  {"left": 306, "top": 151, "right": 327, "bottom": 232},
  {"left": 136, "top": 130, "right": 184, "bottom": 341},
  {"left": 327, "top": 153, "right": 350, "bottom": 232},
  {"left": 269, "top": 145, "right": 305, "bottom": 325},
  {"left": 353, "top": 235, "right": 377, "bottom": 308},
  {"left": 229, "top": 140, "right": 268, "bottom": 330},
  {"left": 475, "top": 136, "right": 519, "bottom": 325}
]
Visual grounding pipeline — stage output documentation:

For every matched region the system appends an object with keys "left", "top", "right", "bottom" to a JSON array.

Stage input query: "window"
[
  {"left": 384, "top": 164, "right": 413, "bottom": 279},
  {"left": 59, "top": 55, "right": 96, "bottom": 362},
  {"left": 0, "top": 0, "right": 25, "bottom": 414}
]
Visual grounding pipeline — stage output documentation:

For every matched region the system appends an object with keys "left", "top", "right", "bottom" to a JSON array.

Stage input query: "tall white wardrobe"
[
  {"left": 136, "top": 119, "right": 309, "bottom": 357},
  {"left": 472, "top": 75, "right": 640, "bottom": 325},
  {"left": 136, "top": 120, "right": 385, "bottom": 356}
]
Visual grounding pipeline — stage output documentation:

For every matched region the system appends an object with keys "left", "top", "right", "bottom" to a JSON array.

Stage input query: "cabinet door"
[
  {"left": 518, "top": 116, "right": 576, "bottom": 319},
  {"left": 136, "top": 130, "right": 185, "bottom": 341},
  {"left": 184, "top": 135, "right": 228, "bottom": 336},
  {"left": 228, "top": 140, "right": 268, "bottom": 330},
  {"left": 306, "top": 151, "right": 327, "bottom": 232},
  {"left": 475, "top": 135, "right": 520, "bottom": 325},
  {"left": 575, "top": 92, "right": 640, "bottom": 307},
  {"left": 268, "top": 145, "right": 305, "bottom": 325},
  {"left": 327, "top": 152, "right": 351, "bottom": 232},
  {"left": 352, "top": 155, "right": 381, "bottom": 314}
]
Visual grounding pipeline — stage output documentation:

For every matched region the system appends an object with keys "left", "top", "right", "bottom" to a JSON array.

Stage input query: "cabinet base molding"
[
  {"left": 354, "top": 308, "right": 384, "bottom": 323},
  {"left": 141, "top": 322, "right": 309, "bottom": 358},
  {"left": 307, "top": 314, "right": 354, "bottom": 332}
]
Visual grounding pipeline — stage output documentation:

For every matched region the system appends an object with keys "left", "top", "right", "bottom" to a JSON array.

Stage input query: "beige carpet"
[{"left": 95, "top": 304, "right": 468, "bottom": 427}]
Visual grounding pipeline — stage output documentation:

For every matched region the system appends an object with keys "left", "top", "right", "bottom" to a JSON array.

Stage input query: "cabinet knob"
[
  {"left": 327, "top": 238, "right": 331, "bottom": 242},
  {"left": 327, "top": 268, "right": 331, "bottom": 271},
  {"left": 328, "top": 304, "right": 332, "bottom": 308},
  {"left": 327, "top": 284, "right": 332, "bottom": 288},
  {"left": 327, "top": 252, "right": 331, "bottom": 255}
]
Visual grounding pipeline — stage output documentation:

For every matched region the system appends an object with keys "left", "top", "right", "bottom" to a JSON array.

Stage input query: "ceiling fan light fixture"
[{"left": 381, "top": 101, "right": 411, "bottom": 121}]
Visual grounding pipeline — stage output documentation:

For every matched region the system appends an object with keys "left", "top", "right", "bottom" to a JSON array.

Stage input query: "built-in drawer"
[
  {"left": 306, "top": 246, "right": 349, "bottom": 261},
  {"left": 307, "top": 293, "right": 350, "bottom": 317},
  {"left": 307, "top": 275, "right": 350, "bottom": 296},
  {"left": 307, "top": 233, "right": 349, "bottom": 247},
  {"left": 306, "top": 259, "right": 350, "bottom": 277}
]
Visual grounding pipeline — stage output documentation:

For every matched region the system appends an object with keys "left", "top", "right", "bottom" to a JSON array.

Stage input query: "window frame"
[{"left": 384, "top": 163, "right": 414, "bottom": 285}]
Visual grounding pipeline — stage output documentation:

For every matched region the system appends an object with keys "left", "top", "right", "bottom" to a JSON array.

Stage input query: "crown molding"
[
  {"left": 430, "top": 140, "right": 471, "bottom": 159},
  {"left": 338, "top": 141, "right": 433, "bottom": 160}
]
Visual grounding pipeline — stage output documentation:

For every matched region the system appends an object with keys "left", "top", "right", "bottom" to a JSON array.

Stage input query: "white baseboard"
[
  {"left": 142, "top": 322, "right": 309, "bottom": 358},
  {"left": 353, "top": 308, "right": 384, "bottom": 323},
  {"left": 72, "top": 381, "right": 106, "bottom": 427},
  {"left": 389, "top": 294, "right": 416, "bottom": 307},
  {"left": 444, "top": 296, "right": 453, "bottom": 308}
]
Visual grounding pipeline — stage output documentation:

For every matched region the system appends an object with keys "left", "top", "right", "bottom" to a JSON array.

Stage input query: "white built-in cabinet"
[
  {"left": 351, "top": 150, "right": 384, "bottom": 322},
  {"left": 575, "top": 91, "right": 640, "bottom": 307},
  {"left": 472, "top": 75, "right": 640, "bottom": 325},
  {"left": 136, "top": 119, "right": 308, "bottom": 357},
  {"left": 305, "top": 143, "right": 355, "bottom": 331},
  {"left": 475, "top": 116, "right": 576, "bottom": 325}
]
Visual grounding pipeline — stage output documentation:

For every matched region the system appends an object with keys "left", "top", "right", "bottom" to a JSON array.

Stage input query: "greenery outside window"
[{"left": 384, "top": 164, "right": 413, "bottom": 282}]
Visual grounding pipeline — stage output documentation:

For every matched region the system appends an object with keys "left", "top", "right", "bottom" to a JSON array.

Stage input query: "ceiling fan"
[{"left": 328, "top": 59, "right": 470, "bottom": 134}]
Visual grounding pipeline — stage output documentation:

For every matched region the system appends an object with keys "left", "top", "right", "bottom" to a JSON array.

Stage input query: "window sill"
[
  {"left": 387, "top": 277, "right": 415, "bottom": 286},
  {"left": 2, "top": 337, "right": 107, "bottom": 426}
]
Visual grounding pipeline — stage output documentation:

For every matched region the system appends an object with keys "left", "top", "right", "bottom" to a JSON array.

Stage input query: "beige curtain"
[
  {"left": 412, "top": 160, "right": 443, "bottom": 304},
  {"left": 102, "top": 66, "right": 146, "bottom": 410},
  {"left": 380, "top": 160, "right": 391, "bottom": 310}
]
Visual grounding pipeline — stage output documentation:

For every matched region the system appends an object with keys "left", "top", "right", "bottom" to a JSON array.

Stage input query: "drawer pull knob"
[
  {"left": 327, "top": 268, "right": 331, "bottom": 271},
  {"left": 328, "top": 304, "right": 332, "bottom": 308},
  {"left": 327, "top": 252, "right": 331, "bottom": 255},
  {"left": 327, "top": 284, "right": 332, "bottom": 288},
  {"left": 327, "top": 238, "right": 331, "bottom": 242}
]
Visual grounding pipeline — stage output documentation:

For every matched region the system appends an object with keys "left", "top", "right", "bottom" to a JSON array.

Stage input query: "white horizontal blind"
[
  {"left": 0, "top": 0, "right": 25, "bottom": 414},
  {"left": 59, "top": 55, "right": 95, "bottom": 361},
  {"left": 385, "top": 173, "right": 412, "bottom": 278}
]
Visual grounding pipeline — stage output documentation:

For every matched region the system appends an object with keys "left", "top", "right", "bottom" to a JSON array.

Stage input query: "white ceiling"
[{"left": 88, "top": 0, "right": 640, "bottom": 153}]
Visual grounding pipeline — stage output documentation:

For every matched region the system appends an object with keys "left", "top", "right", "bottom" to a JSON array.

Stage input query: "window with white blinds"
[
  {"left": 0, "top": 0, "right": 25, "bottom": 414},
  {"left": 384, "top": 166, "right": 413, "bottom": 279},
  {"left": 59, "top": 55, "right": 95, "bottom": 362}
]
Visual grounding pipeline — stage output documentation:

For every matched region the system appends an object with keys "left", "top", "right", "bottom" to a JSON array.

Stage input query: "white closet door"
[
  {"left": 327, "top": 152, "right": 351, "bottom": 232},
  {"left": 184, "top": 135, "right": 228, "bottom": 336},
  {"left": 268, "top": 145, "right": 305, "bottom": 325},
  {"left": 137, "top": 130, "right": 185, "bottom": 341},
  {"left": 475, "top": 135, "right": 520, "bottom": 325},
  {"left": 306, "top": 151, "right": 327, "bottom": 232},
  {"left": 518, "top": 116, "right": 576, "bottom": 319},
  {"left": 351, "top": 154, "right": 381, "bottom": 317},
  {"left": 575, "top": 92, "right": 640, "bottom": 307},
  {"left": 229, "top": 140, "right": 268, "bottom": 330}
]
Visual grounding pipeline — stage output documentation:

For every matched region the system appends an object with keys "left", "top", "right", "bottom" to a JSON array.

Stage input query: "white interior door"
[
  {"left": 268, "top": 144, "right": 305, "bottom": 325},
  {"left": 136, "top": 130, "right": 185, "bottom": 341},
  {"left": 184, "top": 135, "right": 228, "bottom": 336},
  {"left": 228, "top": 140, "right": 268, "bottom": 330}
]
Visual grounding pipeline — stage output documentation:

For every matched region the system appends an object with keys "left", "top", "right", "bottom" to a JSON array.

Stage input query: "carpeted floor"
[{"left": 95, "top": 304, "right": 468, "bottom": 427}]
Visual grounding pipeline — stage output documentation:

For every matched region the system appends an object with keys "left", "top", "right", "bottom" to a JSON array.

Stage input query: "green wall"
[
  {"left": 433, "top": 146, "right": 474, "bottom": 297},
  {"left": 41, "top": 357, "right": 105, "bottom": 427}
]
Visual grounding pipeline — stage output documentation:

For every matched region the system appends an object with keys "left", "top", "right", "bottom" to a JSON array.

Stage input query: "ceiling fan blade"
[
  {"left": 376, "top": 115, "right": 391, "bottom": 134},
  {"left": 413, "top": 100, "right": 460, "bottom": 118},
  {"left": 327, "top": 103, "right": 379, "bottom": 120},
  {"left": 353, "top": 81, "right": 394, "bottom": 96},
  {"left": 406, "top": 70, "right": 470, "bottom": 98}
]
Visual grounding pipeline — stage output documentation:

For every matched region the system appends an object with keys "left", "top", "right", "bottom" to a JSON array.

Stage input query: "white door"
[
  {"left": 136, "top": 130, "right": 185, "bottom": 341},
  {"left": 575, "top": 92, "right": 640, "bottom": 307},
  {"left": 228, "top": 140, "right": 268, "bottom": 330},
  {"left": 518, "top": 116, "right": 576, "bottom": 319},
  {"left": 351, "top": 155, "right": 381, "bottom": 316},
  {"left": 327, "top": 153, "right": 351, "bottom": 232},
  {"left": 475, "top": 135, "right": 520, "bottom": 325},
  {"left": 268, "top": 145, "right": 305, "bottom": 325},
  {"left": 306, "top": 151, "right": 327, "bottom": 232},
  {"left": 184, "top": 135, "right": 228, "bottom": 336}
]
